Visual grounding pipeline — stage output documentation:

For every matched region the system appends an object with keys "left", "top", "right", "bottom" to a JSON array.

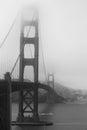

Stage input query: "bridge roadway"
[{"left": 0, "top": 79, "right": 64, "bottom": 101}]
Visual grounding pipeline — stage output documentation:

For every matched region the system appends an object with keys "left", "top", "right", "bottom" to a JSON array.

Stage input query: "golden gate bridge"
[{"left": 0, "top": 8, "right": 64, "bottom": 129}]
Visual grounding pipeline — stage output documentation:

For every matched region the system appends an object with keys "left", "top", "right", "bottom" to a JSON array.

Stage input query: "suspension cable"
[
  {"left": 10, "top": 13, "right": 35, "bottom": 75},
  {"left": 0, "top": 12, "right": 19, "bottom": 49},
  {"left": 39, "top": 30, "right": 48, "bottom": 83}
]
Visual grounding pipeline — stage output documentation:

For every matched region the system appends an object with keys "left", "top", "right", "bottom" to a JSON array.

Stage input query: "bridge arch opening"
[
  {"left": 24, "top": 66, "right": 34, "bottom": 82},
  {"left": 24, "top": 44, "right": 34, "bottom": 58},
  {"left": 24, "top": 26, "right": 35, "bottom": 38}
]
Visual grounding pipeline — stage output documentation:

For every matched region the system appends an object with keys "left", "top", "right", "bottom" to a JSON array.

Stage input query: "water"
[{"left": 12, "top": 103, "right": 87, "bottom": 130}]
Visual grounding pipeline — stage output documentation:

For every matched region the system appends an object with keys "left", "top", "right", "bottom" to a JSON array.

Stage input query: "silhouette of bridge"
[{"left": 0, "top": 8, "right": 64, "bottom": 129}]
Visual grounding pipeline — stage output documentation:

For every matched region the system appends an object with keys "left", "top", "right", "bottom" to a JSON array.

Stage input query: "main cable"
[
  {"left": 39, "top": 30, "right": 48, "bottom": 83},
  {"left": 0, "top": 12, "right": 19, "bottom": 49}
]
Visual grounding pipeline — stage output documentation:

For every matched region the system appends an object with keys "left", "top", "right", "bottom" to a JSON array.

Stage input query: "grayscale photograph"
[{"left": 0, "top": 0, "right": 87, "bottom": 130}]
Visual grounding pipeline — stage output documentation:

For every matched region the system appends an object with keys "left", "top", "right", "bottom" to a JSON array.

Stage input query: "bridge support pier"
[{"left": 4, "top": 72, "right": 11, "bottom": 130}]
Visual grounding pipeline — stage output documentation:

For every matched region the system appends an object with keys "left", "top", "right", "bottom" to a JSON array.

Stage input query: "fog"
[{"left": 0, "top": 0, "right": 87, "bottom": 90}]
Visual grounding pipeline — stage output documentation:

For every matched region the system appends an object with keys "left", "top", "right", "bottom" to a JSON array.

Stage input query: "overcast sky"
[{"left": 0, "top": 0, "right": 87, "bottom": 90}]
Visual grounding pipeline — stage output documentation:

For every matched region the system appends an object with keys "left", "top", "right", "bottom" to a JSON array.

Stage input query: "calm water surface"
[{"left": 12, "top": 103, "right": 87, "bottom": 130}]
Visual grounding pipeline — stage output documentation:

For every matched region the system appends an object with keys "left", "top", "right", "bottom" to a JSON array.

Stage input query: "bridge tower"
[
  {"left": 47, "top": 74, "right": 55, "bottom": 103},
  {"left": 18, "top": 13, "right": 39, "bottom": 122},
  {"left": 48, "top": 74, "right": 54, "bottom": 89}
]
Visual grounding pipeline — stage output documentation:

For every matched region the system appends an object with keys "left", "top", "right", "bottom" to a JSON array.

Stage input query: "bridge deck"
[
  {"left": 0, "top": 79, "right": 65, "bottom": 102},
  {"left": 0, "top": 80, "right": 53, "bottom": 92}
]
